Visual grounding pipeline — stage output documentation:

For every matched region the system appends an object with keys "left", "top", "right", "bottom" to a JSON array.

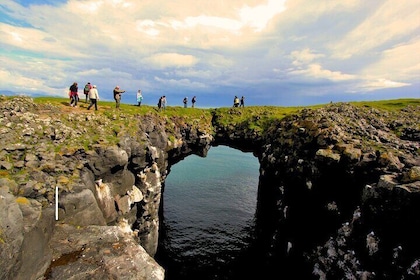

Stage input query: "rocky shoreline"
[{"left": 1, "top": 96, "right": 419, "bottom": 279}]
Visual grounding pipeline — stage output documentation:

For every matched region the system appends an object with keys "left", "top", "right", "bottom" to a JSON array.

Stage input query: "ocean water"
[{"left": 156, "top": 145, "right": 260, "bottom": 280}]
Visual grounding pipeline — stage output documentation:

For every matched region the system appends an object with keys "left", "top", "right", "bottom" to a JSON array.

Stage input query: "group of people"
[
  {"left": 69, "top": 82, "right": 244, "bottom": 111},
  {"left": 233, "top": 96, "right": 245, "bottom": 107},
  {"left": 157, "top": 96, "right": 167, "bottom": 111},
  {"left": 69, "top": 82, "right": 128, "bottom": 111},
  {"left": 69, "top": 82, "right": 100, "bottom": 110},
  {"left": 183, "top": 96, "right": 197, "bottom": 108}
]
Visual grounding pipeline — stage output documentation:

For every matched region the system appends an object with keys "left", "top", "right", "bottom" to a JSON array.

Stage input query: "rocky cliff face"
[
  {"left": 213, "top": 102, "right": 420, "bottom": 279},
  {"left": 1, "top": 96, "right": 419, "bottom": 279}
]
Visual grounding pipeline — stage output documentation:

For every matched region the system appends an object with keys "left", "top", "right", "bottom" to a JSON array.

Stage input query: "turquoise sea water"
[{"left": 156, "top": 145, "right": 260, "bottom": 279}]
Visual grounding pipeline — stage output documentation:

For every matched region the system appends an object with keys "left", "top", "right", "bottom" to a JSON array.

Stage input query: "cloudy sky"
[{"left": 0, "top": 0, "right": 419, "bottom": 107}]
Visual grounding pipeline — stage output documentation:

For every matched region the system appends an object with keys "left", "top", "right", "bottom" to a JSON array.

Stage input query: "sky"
[{"left": 0, "top": 0, "right": 419, "bottom": 107}]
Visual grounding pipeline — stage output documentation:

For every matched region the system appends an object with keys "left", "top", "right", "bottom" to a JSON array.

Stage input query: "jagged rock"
[
  {"left": 60, "top": 189, "right": 107, "bottom": 226},
  {"left": 116, "top": 194, "right": 131, "bottom": 214},
  {"left": 315, "top": 148, "right": 341, "bottom": 163},
  {"left": 378, "top": 151, "right": 404, "bottom": 171},
  {"left": 88, "top": 146, "right": 129, "bottom": 176},
  {"left": 0, "top": 187, "right": 24, "bottom": 279},
  {"left": 0, "top": 160, "right": 13, "bottom": 170},
  {"left": 95, "top": 181, "right": 119, "bottom": 222},
  {"left": 402, "top": 166, "right": 420, "bottom": 183},
  {"left": 13, "top": 208, "right": 54, "bottom": 280},
  {"left": 128, "top": 185, "right": 144, "bottom": 204},
  {"left": 46, "top": 224, "right": 164, "bottom": 280}
]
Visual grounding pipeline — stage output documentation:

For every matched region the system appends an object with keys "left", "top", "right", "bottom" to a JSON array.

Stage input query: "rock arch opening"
[{"left": 156, "top": 145, "right": 260, "bottom": 280}]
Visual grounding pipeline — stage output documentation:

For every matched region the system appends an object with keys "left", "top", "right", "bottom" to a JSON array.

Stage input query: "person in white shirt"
[{"left": 87, "top": 85, "right": 99, "bottom": 111}]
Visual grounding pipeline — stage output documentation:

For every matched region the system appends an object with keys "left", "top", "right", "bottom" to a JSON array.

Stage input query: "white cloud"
[
  {"left": 170, "top": 16, "right": 243, "bottom": 32},
  {"left": 361, "top": 38, "right": 420, "bottom": 81},
  {"left": 0, "top": 23, "right": 76, "bottom": 58},
  {"left": 355, "top": 78, "right": 411, "bottom": 92},
  {"left": 0, "top": 68, "right": 44, "bottom": 90},
  {"left": 154, "top": 76, "right": 207, "bottom": 89},
  {"left": 289, "top": 64, "right": 355, "bottom": 81},
  {"left": 330, "top": 0, "right": 420, "bottom": 59},
  {"left": 238, "top": 0, "right": 287, "bottom": 32},
  {"left": 277, "top": 0, "right": 361, "bottom": 25},
  {"left": 207, "top": 54, "right": 234, "bottom": 68},
  {"left": 143, "top": 53, "right": 198, "bottom": 69},
  {"left": 290, "top": 48, "right": 325, "bottom": 66},
  {"left": 174, "top": 69, "right": 217, "bottom": 79}
]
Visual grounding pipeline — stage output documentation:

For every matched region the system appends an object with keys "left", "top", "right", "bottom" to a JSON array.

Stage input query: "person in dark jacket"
[
  {"left": 192, "top": 96, "right": 196, "bottom": 108},
  {"left": 113, "top": 85, "right": 125, "bottom": 109},
  {"left": 83, "top": 82, "right": 91, "bottom": 103},
  {"left": 240, "top": 96, "right": 245, "bottom": 108},
  {"left": 69, "top": 82, "right": 78, "bottom": 107}
]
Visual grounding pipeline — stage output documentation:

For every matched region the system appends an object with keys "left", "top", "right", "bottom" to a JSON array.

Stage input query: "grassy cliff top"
[
  {"left": 33, "top": 96, "right": 420, "bottom": 122},
  {"left": 2, "top": 95, "right": 419, "bottom": 151},
  {"left": 35, "top": 96, "right": 420, "bottom": 137}
]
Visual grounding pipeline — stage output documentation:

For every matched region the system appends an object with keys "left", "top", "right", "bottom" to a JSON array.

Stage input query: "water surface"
[{"left": 156, "top": 145, "right": 260, "bottom": 279}]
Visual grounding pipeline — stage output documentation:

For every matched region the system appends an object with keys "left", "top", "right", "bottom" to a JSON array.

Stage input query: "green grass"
[
  {"left": 30, "top": 96, "right": 420, "bottom": 136},
  {"left": 211, "top": 106, "right": 298, "bottom": 131},
  {"left": 33, "top": 96, "right": 419, "bottom": 116},
  {"left": 34, "top": 96, "right": 212, "bottom": 121},
  {"left": 31, "top": 97, "right": 216, "bottom": 150},
  {"left": 350, "top": 98, "right": 420, "bottom": 111}
]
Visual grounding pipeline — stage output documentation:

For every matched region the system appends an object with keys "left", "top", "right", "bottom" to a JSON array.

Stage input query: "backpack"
[{"left": 84, "top": 84, "right": 90, "bottom": 93}]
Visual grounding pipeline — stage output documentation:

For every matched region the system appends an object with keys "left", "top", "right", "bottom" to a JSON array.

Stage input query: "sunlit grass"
[
  {"left": 31, "top": 96, "right": 420, "bottom": 135},
  {"left": 350, "top": 99, "right": 420, "bottom": 111}
]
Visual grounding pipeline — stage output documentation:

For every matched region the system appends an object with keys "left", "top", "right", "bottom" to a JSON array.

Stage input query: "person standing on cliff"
[
  {"left": 158, "top": 96, "right": 163, "bottom": 111},
  {"left": 69, "top": 82, "right": 79, "bottom": 107},
  {"left": 192, "top": 96, "right": 196, "bottom": 108},
  {"left": 162, "top": 96, "right": 167, "bottom": 111},
  {"left": 87, "top": 85, "right": 99, "bottom": 111},
  {"left": 240, "top": 96, "right": 245, "bottom": 108},
  {"left": 136, "top": 90, "right": 143, "bottom": 106},
  {"left": 183, "top": 97, "right": 188, "bottom": 108},
  {"left": 233, "top": 96, "right": 239, "bottom": 107},
  {"left": 113, "top": 85, "right": 125, "bottom": 109},
  {"left": 83, "top": 82, "right": 92, "bottom": 103}
]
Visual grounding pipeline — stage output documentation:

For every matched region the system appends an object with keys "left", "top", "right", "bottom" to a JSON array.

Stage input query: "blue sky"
[{"left": 0, "top": 0, "right": 419, "bottom": 107}]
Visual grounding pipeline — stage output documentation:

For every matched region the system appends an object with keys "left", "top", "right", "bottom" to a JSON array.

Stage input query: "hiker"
[
  {"left": 158, "top": 96, "right": 163, "bottom": 111},
  {"left": 240, "top": 96, "right": 245, "bottom": 108},
  {"left": 161, "top": 96, "right": 167, "bottom": 111},
  {"left": 113, "top": 85, "right": 125, "bottom": 109},
  {"left": 233, "top": 96, "right": 240, "bottom": 107},
  {"left": 83, "top": 82, "right": 92, "bottom": 103},
  {"left": 87, "top": 85, "right": 99, "bottom": 111},
  {"left": 183, "top": 97, "right": 188, "bottom": 108},
  {"left": 136, "top": 90, "right": 143, "bottom": 106},
  {"left": 69, "top": 82, "right": 79, "bottom": 107},
  {"left": 192, "top": 96, "right": 196, "bottom": 108}
]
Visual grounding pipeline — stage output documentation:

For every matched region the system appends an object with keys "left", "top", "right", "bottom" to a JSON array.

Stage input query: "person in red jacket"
[{"left": 69, "top": 82, "right": 79, "bottom": 107}]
